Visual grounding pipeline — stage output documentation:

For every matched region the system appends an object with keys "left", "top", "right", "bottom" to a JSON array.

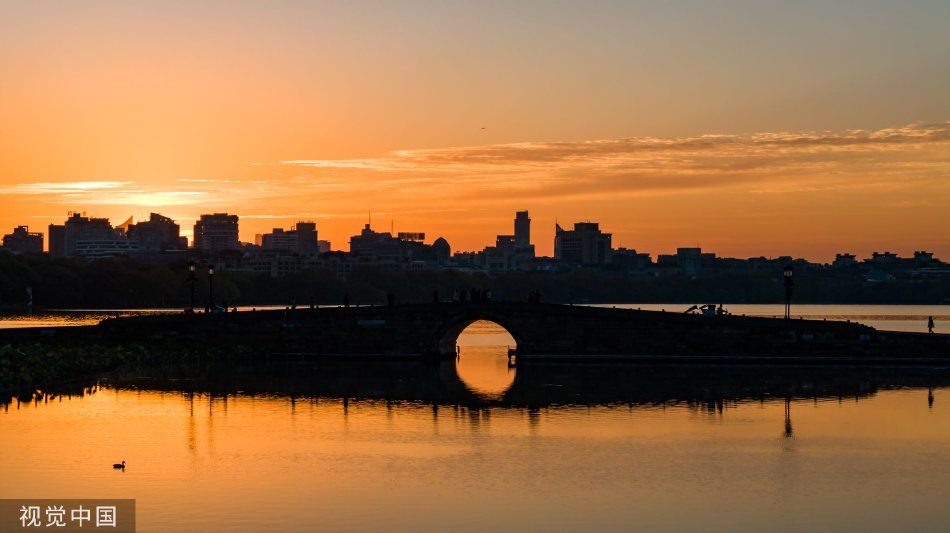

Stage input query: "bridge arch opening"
[{"left": 447, "top": 320, "right": 518, "bottom": 398}]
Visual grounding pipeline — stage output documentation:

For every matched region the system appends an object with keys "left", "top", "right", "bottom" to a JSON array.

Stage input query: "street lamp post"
[
  {"left": 783, "top": 266, "right": 794, "bottom": 320},
  {"left": 187, "top": 261, "right": 196, "bottom": 312},
  {"left": 207, "top": 264, "right": 215, "bottom": 312}
]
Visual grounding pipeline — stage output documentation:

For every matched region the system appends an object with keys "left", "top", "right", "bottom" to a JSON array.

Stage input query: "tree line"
[{"left": 0, "top": 253, "right": 948, "bottom": 309}]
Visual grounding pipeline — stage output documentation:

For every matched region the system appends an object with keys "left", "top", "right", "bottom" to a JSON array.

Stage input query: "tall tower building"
[{"left": 514, "top": 211, "right": 531, "bottom": 249}]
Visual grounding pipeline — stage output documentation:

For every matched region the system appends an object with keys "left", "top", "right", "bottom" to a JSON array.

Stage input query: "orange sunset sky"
[{"left": 1, "top": 1, "right": 948, "bottom": 262}]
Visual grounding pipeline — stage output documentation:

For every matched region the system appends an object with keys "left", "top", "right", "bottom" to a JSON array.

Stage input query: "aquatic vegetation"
[{"left": 0, "top": 342, "right": 256, "bottom": 395}]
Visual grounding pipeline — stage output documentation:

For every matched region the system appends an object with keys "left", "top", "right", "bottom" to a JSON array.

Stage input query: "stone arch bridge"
[{"left": 5, "top": 302, "right": 949, "bottom": 364}]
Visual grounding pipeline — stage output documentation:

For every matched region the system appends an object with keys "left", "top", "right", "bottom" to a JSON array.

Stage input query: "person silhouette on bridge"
[{"left": 928, "top": 316, "right": 935, "bottom": 335}]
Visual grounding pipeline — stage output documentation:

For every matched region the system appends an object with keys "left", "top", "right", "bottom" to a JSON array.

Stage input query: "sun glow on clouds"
[
  {"left": 93, "top": 191, "right": 209, "bottom": 207},
  {"left": 277, "top": 122, "right": 950, "bottom": 201},
  {"left": 1, "top": 177, "right": 298, "bottom": 208},
  {"left": 0, "top": 182, "right": 210, "bottom": 207}
]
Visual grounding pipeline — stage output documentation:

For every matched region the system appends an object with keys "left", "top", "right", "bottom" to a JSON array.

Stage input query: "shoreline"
[{"left": 2, "top": 301, "right": 949, "bottom": 313}]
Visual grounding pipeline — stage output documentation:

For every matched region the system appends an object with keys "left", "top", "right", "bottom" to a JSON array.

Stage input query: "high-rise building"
[
  {"left": 495, "top": 235, "right": 515, "bottom": 255},
  {"left": 513, "top": 210, "right": 535, "bottom": 260},
  {"left": 127, "top": 213, "right": 182, "bottom": 252},
  {"left": 260, "top": 222, "right": 319, "bottom": 255},
  {"left": 480, "top": 211, "right": 536, "bottom": 271},
  {"left": 1, "top": 226, "right": 43, "bottom": 254},
  {"left": 514, "top": 211, "right": 530, "bottom": 249},
  {"left": 51, "top": 213, "right": 143, "bottom": 260},
  {"left": 555, "top": 222, "right": 612, "bottom": 265},
  {"left": 914, "top": 251, "right": 935, "bottom": 266},
  {"left": 349, "top": 224, "right": 441, "bottom": 263},
  {"left": 484, "top": 235, "right": 517, "bottom": 271},
  {"left": 832, "top": 253, "right": 857, "bottom": 269},
  {"left": 64, "top": 213, "right": 115, "bottom": 257},
  {"left": 295, "top": 222, "right": 318, "bottom": 255},
  {"left": 261, "top": 228, "right": 297, "bottom": 251},
  {"left": 349, "top": 224, "right": 404, "bottom": 261},
  {"left": 193, "top": 213, "right": 240, "bottom": 251},
  {"left": 677, "top": 247, "right": 702, "bottom": 277},
  {"left": 432, "top": 237, "right": 451, "bottom": 265},
  {"left": 48, "top": 224, "right": 65, "bottom": 258}
]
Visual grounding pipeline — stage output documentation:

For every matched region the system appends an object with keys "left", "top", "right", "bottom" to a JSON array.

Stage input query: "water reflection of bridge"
[{"left": 100, "top": 361, "right": 950, "bottom": 410}]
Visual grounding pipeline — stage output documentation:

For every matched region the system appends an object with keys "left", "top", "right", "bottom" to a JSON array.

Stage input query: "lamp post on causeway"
[
  {"left": 783, "top": 266, "right": 794, "bottom": 320},
  {"left": 207, "top": 264, "right": 215, "bottom": 312},
  {"left": 187, "top": 261, "right": 196, "bottom": 313}
]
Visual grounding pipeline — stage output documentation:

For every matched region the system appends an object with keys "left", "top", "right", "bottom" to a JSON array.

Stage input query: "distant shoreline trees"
[{"left": 0, "top": 253, "right": 948, "bottom": 309}]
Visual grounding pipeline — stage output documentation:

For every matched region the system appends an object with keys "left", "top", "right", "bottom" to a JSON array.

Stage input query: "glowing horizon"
[{"left": 5, "top": 121, "right": 948, "bottom": 262}]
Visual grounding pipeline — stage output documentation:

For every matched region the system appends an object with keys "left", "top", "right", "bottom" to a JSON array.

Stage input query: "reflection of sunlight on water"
[
  {"left": 3, "top": 383, "right": 949, "bottom": 533},
  {"left": 455, "top": 320, "right": 516, "bottom": 399},
  {"left": 0, "top": 310, "right": 177, "bottom": 329},
  {"left": 0, "top": 313, "right": 110, "bottom": 328},
  {"left": 595, "top": 304, "right": 949, "bottom": 333}
]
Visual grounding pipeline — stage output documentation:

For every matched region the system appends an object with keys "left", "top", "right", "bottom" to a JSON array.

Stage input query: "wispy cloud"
[
  {"left": 0, "top": 181, "right": 211, "bottom": 207},
  {"left": 2, "top": 178, "right": 293, "bottom": 208},
  {"left": 0, "top": 181, "right": 132, "bottom": 195},
  {"left": 88, "top": 191, "right": 210, "bottom": 206},
  {"left": 178, "top": 178, "right": 286, "bottom": 185},
  {"left": 281, "top": 122, "right": 950, "bottom": 170},
  {"left": 273, "top": 122, "right": 950, "bottom": 204}
]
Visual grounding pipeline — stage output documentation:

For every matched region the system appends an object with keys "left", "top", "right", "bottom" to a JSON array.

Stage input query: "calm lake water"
[{"left": 2, "top": 306, "right": 950, "bottom": 532}]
